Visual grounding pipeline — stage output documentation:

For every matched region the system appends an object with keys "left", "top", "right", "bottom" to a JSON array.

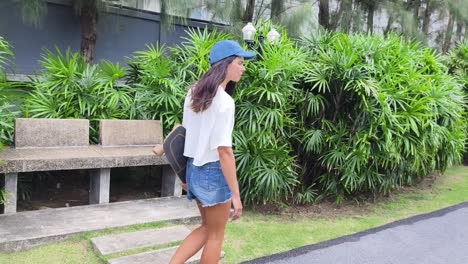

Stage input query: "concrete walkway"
[
  {"left": 244, "top": 202, "right": 468, "bottom": 264},
  {"left": 0, "top": 196, "right": 199, "bottom": 252}
]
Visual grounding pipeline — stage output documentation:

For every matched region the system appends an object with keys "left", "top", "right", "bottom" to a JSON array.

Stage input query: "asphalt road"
[{"left": 243, "top": 202, "right": 468, "bottom": 264}]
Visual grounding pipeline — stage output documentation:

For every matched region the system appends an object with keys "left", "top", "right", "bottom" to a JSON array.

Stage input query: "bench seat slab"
[
  {"left": 1, "top": 145, "right": 180, "bottom": 214},
  {"left": 0, "top": 146, "right": 169, "bottom": 174}
]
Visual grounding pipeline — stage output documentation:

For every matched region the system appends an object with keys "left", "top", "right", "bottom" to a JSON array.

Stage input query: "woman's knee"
[{"left": 205, "top": 225, "right": 226, "bottom": 241}]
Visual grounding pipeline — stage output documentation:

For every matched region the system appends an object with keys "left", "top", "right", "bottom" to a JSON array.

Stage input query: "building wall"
[{"left": 0, "top": 0, "right": 220, "bottom": 75}]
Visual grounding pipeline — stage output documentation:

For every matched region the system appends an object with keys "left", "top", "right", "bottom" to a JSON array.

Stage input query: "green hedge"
[
  {"left": 0, "top": 36, "right": 15, "bottom": 204},
  {"left": 300, "top": 33, "right": 466, "bottom": 202},
  {"left": 446, "top": 40, "right": 468, "bottom": 163},
  {"left": 447, "top": 40, "right": 468, "bottom": 91},
  {"left": 0, "top": 36, "right": 21, "bottom": 146},
  {"left": 1, "top": 27, "right": 466, "bottom": 204},
  {"left": 22, "top": 48, "right": 130, "bottom": 143}
]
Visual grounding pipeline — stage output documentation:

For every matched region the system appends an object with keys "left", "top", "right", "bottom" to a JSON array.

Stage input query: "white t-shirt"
[{"left": 182, "top": 86, "right": 235, "bottom": 166}]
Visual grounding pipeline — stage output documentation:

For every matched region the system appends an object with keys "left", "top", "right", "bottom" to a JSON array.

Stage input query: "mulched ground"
[{"left": 248, "top": 172, "right": 440, "bottom": 219}]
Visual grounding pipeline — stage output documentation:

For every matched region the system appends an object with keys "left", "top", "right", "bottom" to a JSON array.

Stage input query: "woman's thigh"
[
  {"left": 196, "top": 200, "right": 207, "bottom": 226},
  {"left": 203, "top": 201, "right": 231, "bottom": 239}
]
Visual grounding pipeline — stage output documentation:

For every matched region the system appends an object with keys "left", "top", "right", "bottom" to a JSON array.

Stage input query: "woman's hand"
[
  {"left": 218, "top": 146, "right": 242, "bottom": 220},
  {"left": 231, "top": 195, "right": 243, "bottom": 220}
]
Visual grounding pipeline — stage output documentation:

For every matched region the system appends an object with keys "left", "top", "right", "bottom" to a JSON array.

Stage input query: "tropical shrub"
[
  {"left": 446, "top": 41, "right": 468, "bottom": 163},
  {"left": 232, "top": 22, "right": 308, "bottom": 204},
  {"left": 125, "top": 44, "right": 185, "bottom": 133},
  {"left": 23, "top": 48, "right": 129, "bottom": 142},
  {"left": 0, "top": 36, "right": 22, "bottom": 146},
  {"left": 446, "top": 40, "right": 468, "bottom": 91},
  {"left": 125, "top": 28, "right": 232, "bottom": 135},
  {"left": 300, "top": 32, "right": 466, "bottom": 203},
  {"left": 12, "top": 26, "right": 466, "bottom": 206},
  {"left": 170, "top": 28, "right": 232, "bottom": 84},
  {"left": 169, "top": 26, "right": 308, "bottom": 204},
  {"left": 0, "top": 36, "right": 16, "bottom": 205}
]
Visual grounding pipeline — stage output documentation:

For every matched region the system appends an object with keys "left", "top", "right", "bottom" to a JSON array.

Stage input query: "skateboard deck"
[{"left": 163, "top": 125, "right": 187, "bottom": 183}]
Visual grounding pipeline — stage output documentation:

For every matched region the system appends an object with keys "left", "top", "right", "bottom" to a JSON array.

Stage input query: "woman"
[{"left": 169, "top": 40, "right": 255, "bottom": 264}]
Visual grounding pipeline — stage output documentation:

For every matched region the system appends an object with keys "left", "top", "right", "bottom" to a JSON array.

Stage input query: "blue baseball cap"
[{"left": 209, "top": 40, "right": 256, "bottom": 65}]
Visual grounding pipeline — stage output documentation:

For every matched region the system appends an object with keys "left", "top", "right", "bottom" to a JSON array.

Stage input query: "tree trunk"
[
  {"left": 243, "top": 0, "right": 255, "bottom": 23},
  {"left": 330, "top": 0, "right": 343, "bottom": 30},
  {"left": 330, "top": 0, "right": 353, "bottom": 31},
  {"left": 406, "top": 0, "right": 420, "bottom": 17},
  {"left": 455, "top": 18, "right": 463, "bottom": 41},
  {"left": 161, "top": 0, "right": 166, "bottom": 16},
  {"left": 443, "top": 11, "right": 454, "bottom": 53},
  {"left": 340, "top": 0, "right": 353, "bottom": 33},
  {"left": 232, "top": 0, "right": 243, "bottom": 21},
  {"left": 465, "top": 22, "right": 468, "bottom": 41},
  {"left": 412, "top": 0, "right": 421, "bottom": 18},
  {"left": 80, "top": 4, "right": 97, "bottom": 64},
  {"left": 367, "top": 3, "right": 375, "bottom": 34},
  {"left": 319, "top": 0, "right": 330, "bottom": 30},
  {"left": 271, "top": 0, "right": 284, "bottom": 23},
  {"left": 351, "top": 2, "right": 363, "bottom": 33},
  {"left": 384, "top": 13, "right": 394, "bottom": 35},
  {"left": 405, "top": 0, "right": 421, "bottom": 35},
  {"left": 422, "top": 0, "right": 432, "bottom": 36}
]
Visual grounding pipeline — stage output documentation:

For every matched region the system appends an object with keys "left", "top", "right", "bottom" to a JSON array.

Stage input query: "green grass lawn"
[{"left": 1, "top": 166, "right": 468, "bottom": 264}]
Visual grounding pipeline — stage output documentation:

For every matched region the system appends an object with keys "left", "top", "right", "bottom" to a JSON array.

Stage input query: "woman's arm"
[{"left": 218, "top": 146, "right": 242, "bottom": 220}]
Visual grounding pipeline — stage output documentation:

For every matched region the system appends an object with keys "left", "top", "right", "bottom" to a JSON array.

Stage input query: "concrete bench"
[{"left": 0, "top": 118, "right": 181, "bottom": 214}]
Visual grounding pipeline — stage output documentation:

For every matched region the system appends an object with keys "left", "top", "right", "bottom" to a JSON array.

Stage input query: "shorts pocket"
[{"left": 202, "top": 163, "right": 224, "bottom": 191}]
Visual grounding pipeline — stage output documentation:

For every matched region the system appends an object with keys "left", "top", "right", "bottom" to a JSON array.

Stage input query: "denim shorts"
[{"left": 186, "top": 158, "right": 232, "bottom": 207}]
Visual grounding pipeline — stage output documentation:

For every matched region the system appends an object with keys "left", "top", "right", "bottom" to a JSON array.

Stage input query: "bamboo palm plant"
[
  {"left": 0, "top": 37, "right": 22, "bottom": 146},
  {"left": 300, "top": 32, "right": 466, "bottom": 203},
  {"left": 0, "top": 36, "right": 19, "bottom": 205},
  {"left": 169, "top": 26, "right": 308, "bottom": 204},
  {"left": 23, "top": 48, "right": 129, "bottom": 142},
  {"left": 125, "top": 44, "right": 186, "bottom": 134},
  {"left": 125, "top": 28, "right": 232, "bottom": 135},
  {"left": 170, "top": 28, "right": 232, "bottom": 84},
  {"left": 12, "top": 25, "right": 466, "bottom": 206},
  {"left": 447, "top": 40, "right": 468, "bottom": 92},
  {"left": 233, "top": 22, "right": 308, "bottom": 204},
  {"left": 446, "top": 40, "right": 468, "bottom": 163}
]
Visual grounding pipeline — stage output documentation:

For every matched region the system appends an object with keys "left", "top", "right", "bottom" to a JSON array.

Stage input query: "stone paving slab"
[
  {"left": 91, "top": 225, "right": 191, "bottom": 255},
  {"left": 108, "top": 246, "right": 224, "bottom": 264},
  {"left": 108, "top": 246, "right": 200, "bottom": 264},
  {"left": 0, "top": 197, "right": 199, "bottom": 252}
]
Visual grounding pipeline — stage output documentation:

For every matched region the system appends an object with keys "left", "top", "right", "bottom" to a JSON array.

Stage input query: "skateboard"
[{"left": 153, "top": 125, "right": 187, "bottom": 183}]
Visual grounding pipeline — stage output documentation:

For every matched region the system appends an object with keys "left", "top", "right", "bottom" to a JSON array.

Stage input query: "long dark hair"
[{"left": 191, "top": 56, "right": 237, "bottom": 113}]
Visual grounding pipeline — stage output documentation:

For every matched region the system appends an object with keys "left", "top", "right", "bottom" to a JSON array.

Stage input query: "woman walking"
[{"left": 169, "top": 40, "right": 255, "bottom": 264}]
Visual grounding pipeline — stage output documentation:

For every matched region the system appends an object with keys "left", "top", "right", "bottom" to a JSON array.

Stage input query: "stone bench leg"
[
  {"left": 3, "top": 173, "right": 18, "bottom": 214},
  {"left": 161, "top": 165, "right": 182, "bottom": 197},
  {"left": 89, "top": 169, "right": 110, "bottom": 204}
]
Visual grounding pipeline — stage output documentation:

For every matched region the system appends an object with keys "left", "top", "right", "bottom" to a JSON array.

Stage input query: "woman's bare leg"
[
  {"left": 200, "top": 200, "right": 231, "bottom": 264},
  {"left": 169, "top": 200, "right": 208, "bottom": 264}
]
